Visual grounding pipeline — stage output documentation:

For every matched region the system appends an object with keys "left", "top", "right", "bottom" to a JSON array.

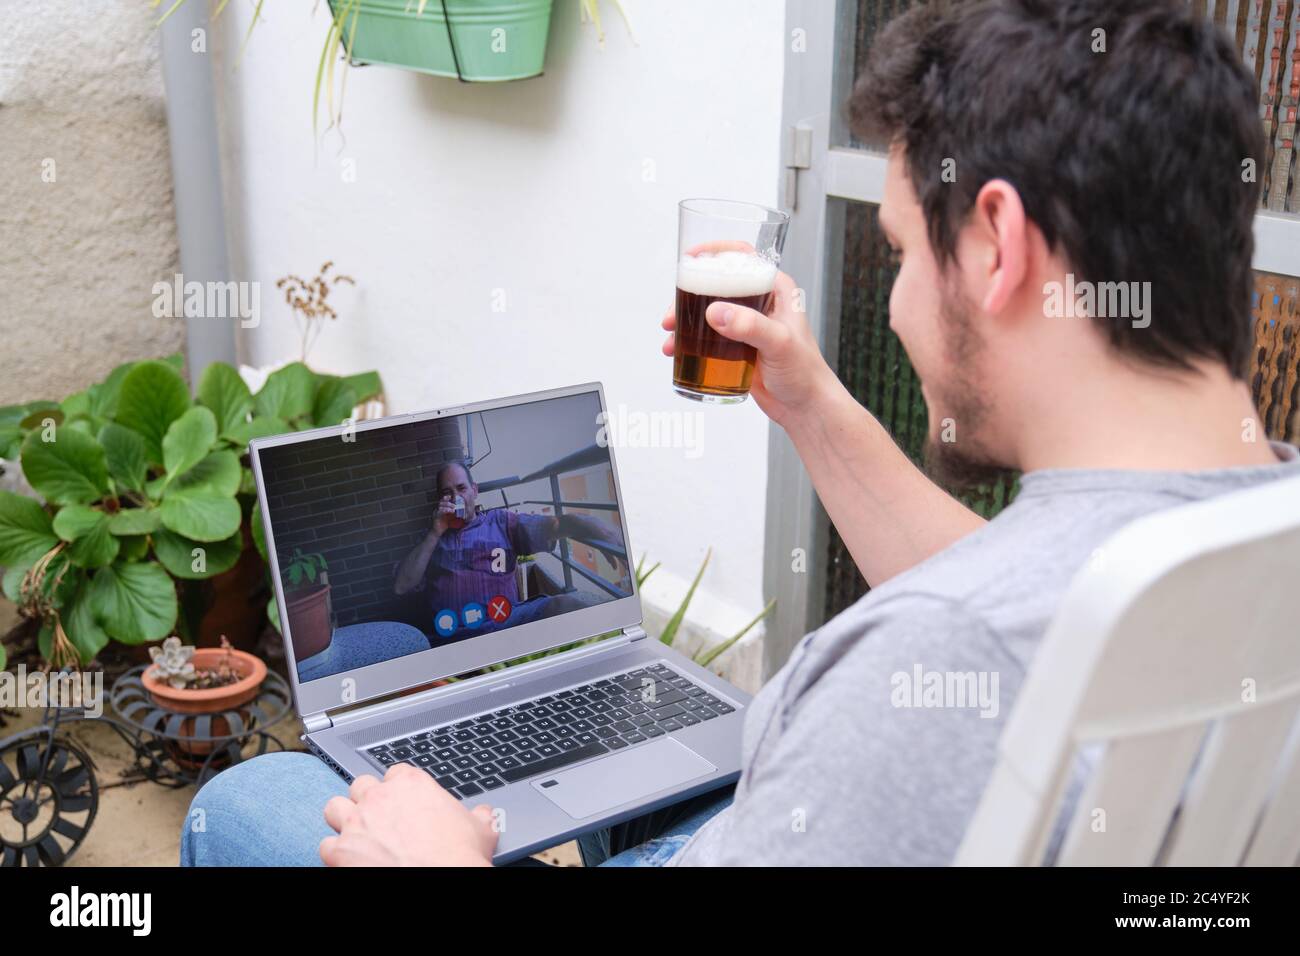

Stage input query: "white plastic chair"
[{"left": 956, "top": 474, "right": 1300, "bottom": 866}]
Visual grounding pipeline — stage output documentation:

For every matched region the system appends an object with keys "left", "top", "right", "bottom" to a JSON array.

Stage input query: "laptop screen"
[{"left": 256, "top": 390, "right": 632, "bottom": 684}]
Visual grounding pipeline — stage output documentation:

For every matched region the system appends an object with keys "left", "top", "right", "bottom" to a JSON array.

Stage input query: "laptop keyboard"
[{"left": 359, "top": 662, "right": 736, "bottom": 800}]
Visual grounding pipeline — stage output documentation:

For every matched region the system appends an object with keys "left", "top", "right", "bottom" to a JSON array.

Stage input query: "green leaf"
[
  {"left": 0, "top": 405, "right": 27, "bottom": 427},
  {"left": 635, "top": 553, "right": 660, "bottom": 587},
  {"left": 63, "top": 579, "right": 111, "bottom": 662},
  {"left": 341, "top": 370, "right": 383, "bottom": 403},
  {"left": 117, "top": 534, "right": 149, "bottom": 561},
  {"left": 53, "top": 504, "right": 105, "bottom": 541},
  {"left": 160, "top": 490, "right": 241, "bottom": 542},
  {"left": 20, "top": 428, "right": 109, "bottom": 506},
  {"left": 312, "top": 376, "right": 358, "bottom": 427},
  {"left": 88, "top": 561, "right": 178, "bottom": 645},
  {"left": 61, "top": 390, "right": 92, "bottom": 420},
  {"left": 198, "top": 362, "right": 255, "bottom": 440},
  {"left": 0, "top": 490, "right": 57, "bottom": 565},
  {"left": 163, "top": 352, "right": 186, "bottom": 371},
  {"left": 163, "top": 406, "right": 218, "bottom": 481},
  {"left": 170, "top": 449, "right": 241, "bottom": 498},
  {"left": 3, "top": 561, "right": 29, "bottom": 603},
  {"left": 694, "top": 598, "right": 775, "bottom": 668},
  {"left": 107, "top": 508, "right": 162, "bottom": 535},
  {"left": 153, "top": 528, "right": 242, "bottom": 580},
  {"left": 89, "top": 362, "right": 137, "bottom": 421},
  {"left": 224, "top": 416, "right": 290, "bottom": 447},
  {"left": 115, "top": 360, "right": 191, "bottom": 465},
  {"left": 255, "top": 362, "right": 315, "bottom": 421},
  {"left": 659, "top": 549, "right": 710, "bottom": 647},
  {"left": 2, "top": 549, "right": 74, "bottom": 607},
  {"left": 268, "top": 594, "right": 281, "bottom": 633},
  {"left": 0, "top": 643, "right": 6, "bottom": 671},
  {"left": 9, "top": 548, "right": 76, "bottom": 609},
  {"left": 59, "top": 511, "right": 119, "bottom": 569},
  {"left": 19, "top": 405, "right": 62, "bottom": 431},
  {"left": 239, "top": 466, "right": 256, "bottom": 496},
  {"left": 0, "top": 425, "right": 21, "bottom": 459},
  {"left": 251, "top": 500, "right": 267, "bottom": 563},
  {"left": 98, "top": 423, "right": 149, "bottom": 494}
]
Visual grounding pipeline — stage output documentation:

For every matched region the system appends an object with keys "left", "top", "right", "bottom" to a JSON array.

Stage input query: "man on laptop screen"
[
  {"left": 258, "top": 391, "right": 632, "bottom": 684},
  {"left": 393, "top": 460, "right": 623, "bottom": 637}
]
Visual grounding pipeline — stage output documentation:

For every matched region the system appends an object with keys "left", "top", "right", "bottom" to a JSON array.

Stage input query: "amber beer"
[{"left": 673, "top": 251, "right": 777, "bottom": 402}]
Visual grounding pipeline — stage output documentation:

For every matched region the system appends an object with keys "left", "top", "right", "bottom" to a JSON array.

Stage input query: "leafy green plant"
[
  {"left": 283, "top": 548, "right": 328, "bottom": 589},
  {"left": 0, "top": 355, "right": 381, "bottom": 666}
]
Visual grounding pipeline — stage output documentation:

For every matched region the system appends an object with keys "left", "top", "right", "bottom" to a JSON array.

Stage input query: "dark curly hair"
[{"left": 848, "top": 0, "right": 1266, "bottom": 377}]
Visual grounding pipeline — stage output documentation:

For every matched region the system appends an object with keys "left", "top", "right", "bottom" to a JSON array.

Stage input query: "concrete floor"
[{"left": 0, "top": 702, "right": 580, "bottom": 867}]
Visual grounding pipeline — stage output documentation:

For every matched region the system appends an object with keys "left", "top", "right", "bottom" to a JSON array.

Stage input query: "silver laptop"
[{"left": 249, "top": 382, "right": 748, "bottom": 863}]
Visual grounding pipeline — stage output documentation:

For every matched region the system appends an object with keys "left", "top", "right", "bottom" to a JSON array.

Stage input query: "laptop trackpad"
[{"left": 531, "top": 738, "right": 717, "bottom": 820}]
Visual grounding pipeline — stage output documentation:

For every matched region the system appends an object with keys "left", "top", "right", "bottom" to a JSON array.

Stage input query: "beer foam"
[{"left": 677, "top": 250, "right": 777, "bottom": 297}]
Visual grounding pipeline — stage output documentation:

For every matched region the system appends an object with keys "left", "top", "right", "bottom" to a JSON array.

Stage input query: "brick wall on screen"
[{"left": 259, "top": 417, "right": 465, "bottom": 629}]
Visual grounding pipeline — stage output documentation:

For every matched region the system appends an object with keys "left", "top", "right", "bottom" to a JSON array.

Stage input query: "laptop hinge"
[
  {"left": 302, "top": 713, "right": 333, "bottom": 734},
  {"left": 322, "top": 628, "right": 645, "bottom": 730}
]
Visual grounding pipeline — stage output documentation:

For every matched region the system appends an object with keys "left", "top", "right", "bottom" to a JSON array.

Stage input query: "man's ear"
[{"left": 969, "top": 178, "right": 1029, "bottom": 317}]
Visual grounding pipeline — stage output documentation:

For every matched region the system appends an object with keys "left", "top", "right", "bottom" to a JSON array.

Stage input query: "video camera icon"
[{"left": 461, "top": 602, "right": 486, "bottom": 628}]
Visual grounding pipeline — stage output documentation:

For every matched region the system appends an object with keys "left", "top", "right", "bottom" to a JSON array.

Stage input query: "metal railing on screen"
[{"left": 477, "top": 443, "right": 628, "bottom": 598}]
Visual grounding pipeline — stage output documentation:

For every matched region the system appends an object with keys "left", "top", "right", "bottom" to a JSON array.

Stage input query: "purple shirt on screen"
[{"left": 414, "top": 509, "right": 554, "bottom": 632}]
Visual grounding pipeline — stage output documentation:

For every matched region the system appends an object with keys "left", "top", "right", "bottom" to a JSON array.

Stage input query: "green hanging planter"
[{"left": 327, "top": 0, "right": 556, "bottom": 82}]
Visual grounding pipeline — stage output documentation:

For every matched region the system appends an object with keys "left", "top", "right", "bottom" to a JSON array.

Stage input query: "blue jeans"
[{"left": 179, "top": 752, "right": 732, "bottom": 867}]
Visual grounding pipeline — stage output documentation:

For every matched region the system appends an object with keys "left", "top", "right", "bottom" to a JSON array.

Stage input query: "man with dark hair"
[{"left": 183, "top": 0, "right": 1298, "bottom": 867}]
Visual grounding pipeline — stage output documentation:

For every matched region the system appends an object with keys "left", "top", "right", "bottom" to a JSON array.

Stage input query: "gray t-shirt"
[{"left": 672, "top": 443, "right": 1300, "bottom": 866}]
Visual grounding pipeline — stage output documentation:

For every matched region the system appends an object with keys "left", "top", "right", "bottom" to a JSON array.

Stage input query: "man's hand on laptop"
[
  {"left": 661, "top": 267, "right": 842, "bottom": 430},
  {"left": 320, "top": 764, "right": 497, "bottom": 867}
]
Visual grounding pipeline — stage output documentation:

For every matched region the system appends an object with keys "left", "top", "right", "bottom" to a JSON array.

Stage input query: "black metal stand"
[{"left": 0, "top": 667, "right": 294, "bottom": 867}]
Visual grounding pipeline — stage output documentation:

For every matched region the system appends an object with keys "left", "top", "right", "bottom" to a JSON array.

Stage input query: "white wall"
[{"left": 214, "top": 0, "right": 787, "bottom": 685}]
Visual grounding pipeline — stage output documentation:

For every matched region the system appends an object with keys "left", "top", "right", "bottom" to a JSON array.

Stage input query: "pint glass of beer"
[{"left": 674, "top": 199, "right": 790, "bottom": 403}]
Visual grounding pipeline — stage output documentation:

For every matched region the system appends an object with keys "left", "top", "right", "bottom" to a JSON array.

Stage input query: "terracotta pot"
[
  {"left": 141, "top": 647, "right": 268, "bottom": 770},
  {"left": 284, "top": 584, "right": 332, "bottom": 661}
]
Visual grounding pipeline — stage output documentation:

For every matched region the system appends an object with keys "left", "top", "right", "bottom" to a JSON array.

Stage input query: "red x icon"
[{"left": 487, "top": 595, "right": 512, "bottom": 623}]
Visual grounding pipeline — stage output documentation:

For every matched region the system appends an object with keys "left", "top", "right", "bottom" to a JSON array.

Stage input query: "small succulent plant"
[{"left": 149, "top": 636, "right": 196, "bottom": 689}]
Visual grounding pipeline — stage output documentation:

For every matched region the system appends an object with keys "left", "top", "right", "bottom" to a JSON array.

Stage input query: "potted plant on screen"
[{"left": 281, "top": 549, "right": 333, "bottom": 662}]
